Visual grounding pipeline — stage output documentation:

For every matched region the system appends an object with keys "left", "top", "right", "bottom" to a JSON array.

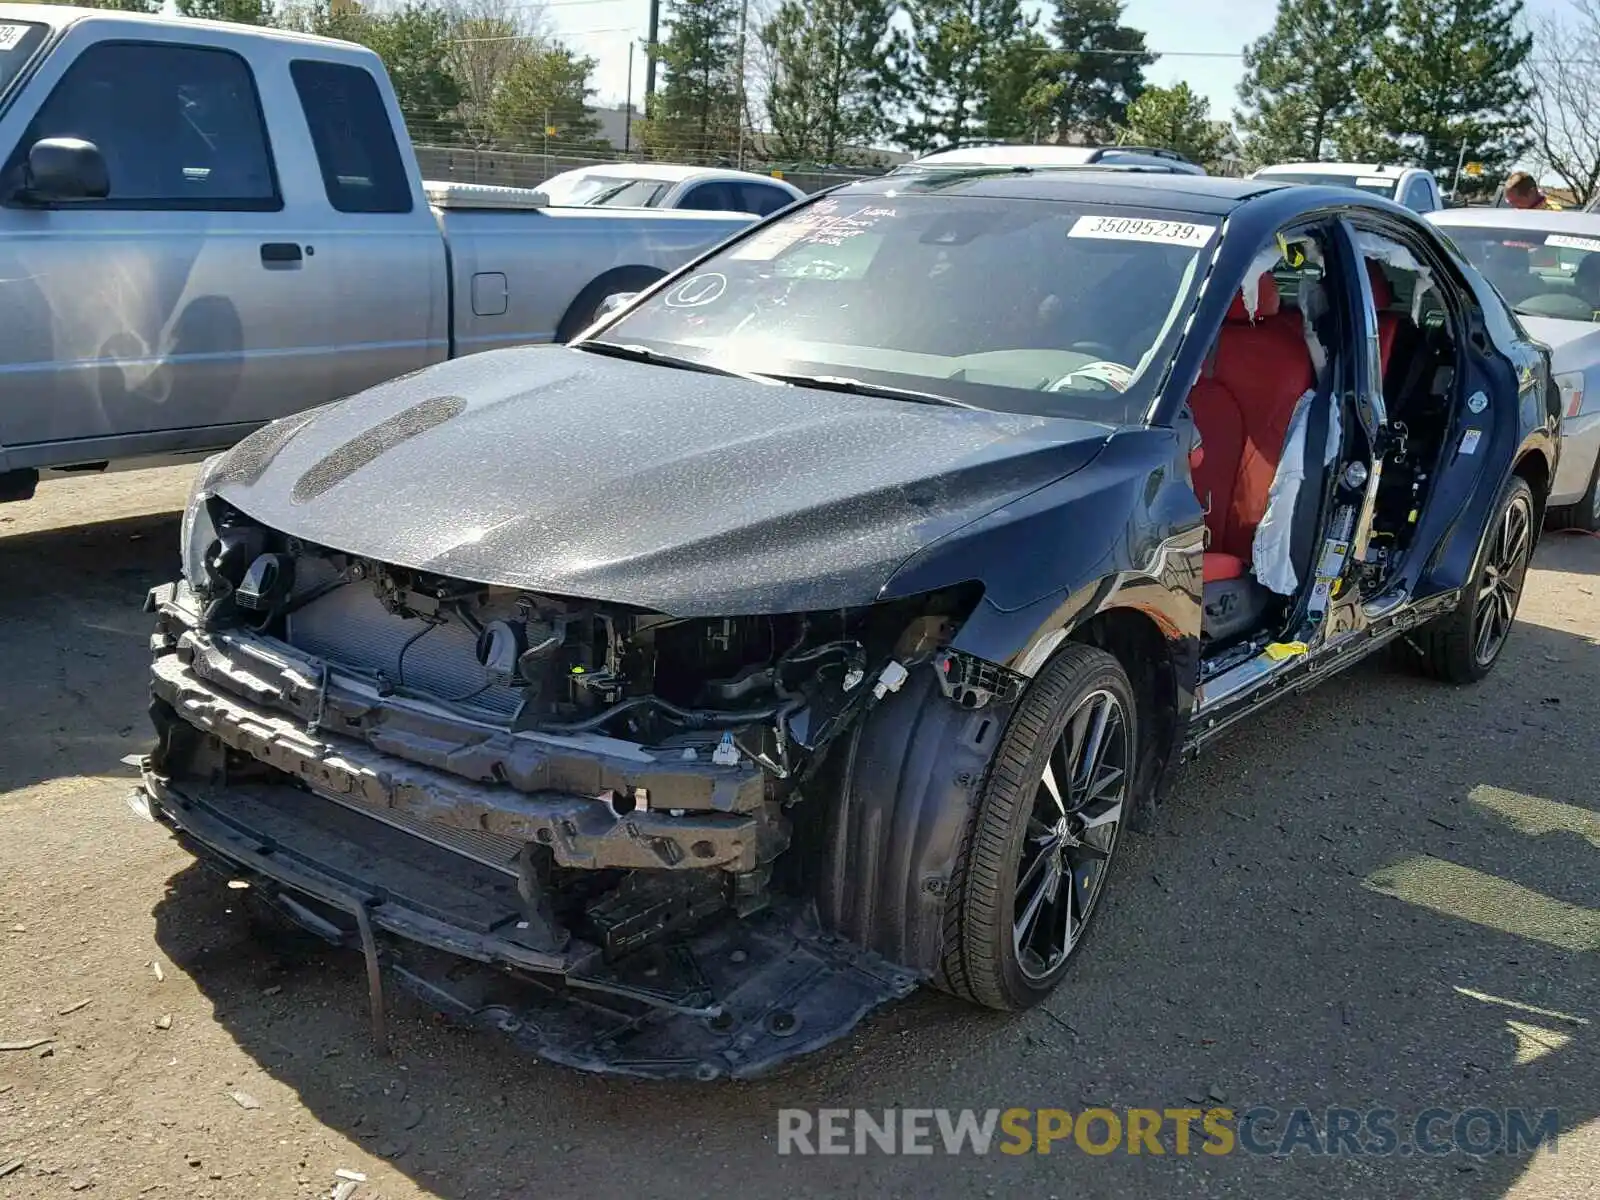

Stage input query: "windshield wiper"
[
  {"left": 571, "top": 340, "right": 775, "bottom": 383},
  {"left": 755, "top": 371, "right": 979, "bottom": 409}
]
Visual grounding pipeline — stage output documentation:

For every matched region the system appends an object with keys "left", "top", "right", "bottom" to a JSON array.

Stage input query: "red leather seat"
[
  {"left": 1188, "top": 274, "right": 1315, "bottom": 566},
  {"left": 1369, "top": 262, "right": 1398, "bottom": 376},
  {"left": 1203, "top": 551, "right": 1246, "bottom": 582}
]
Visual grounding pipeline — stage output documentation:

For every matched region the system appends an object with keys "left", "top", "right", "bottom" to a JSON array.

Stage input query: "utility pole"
[
  {"left": 1451, "top": 139, "right": 1468, "bottom": 197},
  {"left": 735, "top": 0, "right": 749, "bottom": 169},
  {"left": 644, "top": 0, "right": 661, "bottom": 119},
  {"left": 624, "top": 41, "right": 634, "bottom": 154}
]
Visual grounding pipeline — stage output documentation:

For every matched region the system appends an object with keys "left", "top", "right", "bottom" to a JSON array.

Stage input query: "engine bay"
[{"left": 188, "top": 495, "right": 986, "bottom": 787}]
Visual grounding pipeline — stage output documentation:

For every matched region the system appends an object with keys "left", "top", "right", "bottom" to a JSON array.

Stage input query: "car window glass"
[
  {"left": 1442, "top": 226, "right": 1600, "bottom": 322},
  {"left": 597, "top": 195, "right": 1220, "bottom": 423},
  {"left": 680, "top": 182, "right": 737, "bottom": 211},
  {"left": 1266, "top": 172, "right": 1399, "bottom": 199},
  {"left": 0, "top": 20, "right": 48, "bottom": 101},
  {"left": 1404, "top": 178, "right": 1435, "bottom": 211},
  {"left": 9, "top": 40, "right": 277, "bottom": 207},
  {"left": 588, "top": 178, "right": 669, "bottom": 207},
  {"left": 290, "top": 59, "right": 411, "bottom": 214},
  {"left": 740, "top": 183, "right": 792, "bottom": 215}
]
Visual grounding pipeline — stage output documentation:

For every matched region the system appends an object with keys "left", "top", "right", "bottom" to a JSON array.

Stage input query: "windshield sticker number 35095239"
[{"left": 1068, "top": 215, "right": 1216, "bottom": 248}]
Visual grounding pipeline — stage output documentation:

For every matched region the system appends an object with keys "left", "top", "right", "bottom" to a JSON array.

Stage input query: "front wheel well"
[{"left": 1068, "top": 607, "right": 1179, "bottom": 826}]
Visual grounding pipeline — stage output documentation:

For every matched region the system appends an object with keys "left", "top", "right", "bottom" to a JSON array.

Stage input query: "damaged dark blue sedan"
[{"left": 135, "top": 171, "right": 1561, "bottom": 1079}]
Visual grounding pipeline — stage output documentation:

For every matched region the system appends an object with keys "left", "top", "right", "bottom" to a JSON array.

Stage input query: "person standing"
[{"left": 1504, "top": 171, "right": 1559, "bottom": 209}]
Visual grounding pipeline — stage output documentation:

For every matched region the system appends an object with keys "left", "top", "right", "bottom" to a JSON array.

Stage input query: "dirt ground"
[{"left": 0, "top": 465, "right": 1595, "bottom": 1200}]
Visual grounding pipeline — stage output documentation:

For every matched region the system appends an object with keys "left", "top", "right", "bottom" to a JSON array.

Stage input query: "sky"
[{"left": 549, "top": 0, "right": 1579, "bottom": 128}]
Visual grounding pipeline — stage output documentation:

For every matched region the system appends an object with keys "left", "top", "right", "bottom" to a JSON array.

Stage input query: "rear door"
[
  {"left": 276, "top": 56, "right": 446, "bottom": 405},
  {"left": 0, "top": 27, "right": 302, "bottom": 451}
]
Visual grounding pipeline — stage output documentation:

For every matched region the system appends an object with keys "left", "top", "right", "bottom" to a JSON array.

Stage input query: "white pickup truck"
[{"left": 0, "top": 6, "right": 758, "bottom": 501}]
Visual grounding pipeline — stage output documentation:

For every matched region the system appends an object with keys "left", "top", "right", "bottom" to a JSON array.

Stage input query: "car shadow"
[
  {"left": 1541, "top": 526, "right": 1600, "bottom": 574},
  {"left": 147, "top": 612, "right": 1598, "bottom": 1198},
  {"left": 0, "top": 511, "right": 177, "bottom": 794}
]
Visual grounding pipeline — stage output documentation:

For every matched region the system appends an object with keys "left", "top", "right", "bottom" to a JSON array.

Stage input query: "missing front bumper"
[
  {"left": 148, "top": 650, "right": 767, "bottom": 874},
  {"left": 138, "top": 766, "right": 918, "bottom": 1080},
  {"left": 139, "top": 599, "right": 920, "bottom": 1078}
]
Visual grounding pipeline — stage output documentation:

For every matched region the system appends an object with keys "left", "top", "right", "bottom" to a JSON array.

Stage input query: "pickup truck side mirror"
[
  {"left": 595, "top": 291, "right": 638, "bottom": 321},
  {"left": 17, "top": 137, "right": 110, "bottom": 204}
]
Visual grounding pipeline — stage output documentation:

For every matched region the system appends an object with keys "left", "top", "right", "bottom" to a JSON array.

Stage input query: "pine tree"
[
  {"left": 1352, "top": 0, "right": 1531, "bottom": 189},
  {"left": 1235, "top": 0, "right": 1390, "bottom": 166},
  {"left": 1121, "top": 81, "right": 1225, "bottom": 166},
  {"left": 490, "top": 43, "right": 605, "bottom": 150},
  {"left": 982, "top": 30, "right": 1057, "bottom": 142},
  {"left": 177, "top": 0, "right": 275, "bottom": 23},
  {"left": 758, "top": 0, "right": 895, "bottom": 164},
  {"left": 644, "top": 0, "right": 744, "bottom": 162},
  {"left": 892, "top": 0, "right": 1034, "bottom": 150},
  {"left": 1034, "top": 0, "right": 1154, "bottom": 144},
  {"left": 67, "top": 0, "right": 162, "bottom": 11}
]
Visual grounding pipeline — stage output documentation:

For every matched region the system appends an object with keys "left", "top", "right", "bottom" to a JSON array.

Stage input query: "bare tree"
[
  {"left": 1526, "top": 0, "right": 1600, "bottom": 206},
  {"left": 443, "top": 0, "right": 550, "bottom": 147}
]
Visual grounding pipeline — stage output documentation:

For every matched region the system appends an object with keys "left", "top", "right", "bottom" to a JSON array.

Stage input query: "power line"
[{"left": 447, "top": 24, "right": 636, "bottom": 42}]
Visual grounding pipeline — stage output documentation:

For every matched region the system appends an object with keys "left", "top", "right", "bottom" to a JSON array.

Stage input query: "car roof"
[
  {"left": 906, "top": 146, "right": 1101, "bottom": 167},
  {"left": 1428, "top": 207, "right": 1600, "bottom": 233},
  {"left": 1253, "top": 162, "right": 1420, "bottom": 179},
  {"left": 896, "top": 144, "right": 1202, "bottom": 172},
  {"left": 0, "top": 1, "right": 357, "bottom": 48},
  {"left": 839, "top": 169, "right": 1281, "bottom": 214}
]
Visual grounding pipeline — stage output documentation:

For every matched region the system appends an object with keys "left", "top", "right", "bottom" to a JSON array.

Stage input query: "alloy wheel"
[
  {"left": 1473, "top": 491, "right": 1534, "bottom": 666},
  {"left": 1012, "top": 688, "right": 1129, "bottom": 981}
]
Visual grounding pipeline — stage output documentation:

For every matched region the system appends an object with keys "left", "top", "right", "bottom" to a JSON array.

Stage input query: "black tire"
[
  {"left": 1399, "top": 474, "right": 1536, "bottom": 684},
  {"left": 1547, "top": 453, "right": 1600, "bottom": 532},
  {"left": 555, "top": 268, "right": 665, "bottom": 343},
  {"left": 938, "top": 643, "right": 1137, "bottom": 1012}
]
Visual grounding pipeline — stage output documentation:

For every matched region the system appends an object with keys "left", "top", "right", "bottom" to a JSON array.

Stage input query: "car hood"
[
  {"left": 1520, "top": 316, "right": 1600, "bottom": 369},
  {"left": 205, "top": 347, "right": 1114, "bottom": 616}
]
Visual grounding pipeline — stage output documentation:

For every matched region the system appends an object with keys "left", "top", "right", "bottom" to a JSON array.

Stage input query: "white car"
[
  {"left": 891, "top": 143, "right": 1207, "bottom": 175},
  {"left": 1429, "top": 207, "right": 1600, "bottom": 528},
  {"left": 535, "top": 163, "right": 805, "bottom": 216},
  {"left": 1250, "top": 162, "right": 1444, "bottom": 213}
]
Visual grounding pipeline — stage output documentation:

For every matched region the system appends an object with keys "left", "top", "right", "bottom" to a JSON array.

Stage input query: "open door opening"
[{"left": 1186, "top": 227, "right": 1348, "bottom": 670}]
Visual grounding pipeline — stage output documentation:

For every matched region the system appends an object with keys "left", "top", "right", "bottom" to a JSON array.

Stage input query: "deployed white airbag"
[
  {"left": 1252, "top": 389, "right": 1314, "bottom": 595},
  {"left": 1356, "top": 231, "right": 1434, "bottom": 321}
]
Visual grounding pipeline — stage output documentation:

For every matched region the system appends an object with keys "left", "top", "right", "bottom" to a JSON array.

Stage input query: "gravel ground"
[{"left": 0, "top": 466, "right": 1595, "bottom": 1200}]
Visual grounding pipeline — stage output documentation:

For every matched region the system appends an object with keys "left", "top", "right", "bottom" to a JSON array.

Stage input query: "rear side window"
[
  {"left": 290, "top": 59, "right": 411, "bottom": 214},
  {"left": 8, "top": 40, "right": 278, "bottom": 208},
  {"left": 739, "top": 183, "right": 793, "bottom": 216},
  {"left": 1403, "top": 176, "right": 1436, "bottom": 212},
  {"left": 679, "top": 181, "right": 739, "bottom": 211}
]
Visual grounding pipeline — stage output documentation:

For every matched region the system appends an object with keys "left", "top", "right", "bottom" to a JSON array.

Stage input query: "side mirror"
[
  {"left": 19, "top": 137, "right": 109, "bottom": 203},
  {"left": 595, "top": 291, "right": 637, "bottom": 321}
]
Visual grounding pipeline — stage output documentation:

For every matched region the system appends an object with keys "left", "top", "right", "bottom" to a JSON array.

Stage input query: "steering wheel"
[{"left": 1070, "top": 340, "right": 1118, "bottom": 359}]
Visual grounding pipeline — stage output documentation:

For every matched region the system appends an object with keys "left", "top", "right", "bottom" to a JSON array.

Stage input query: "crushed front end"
[{"left": 136, "top": 494, "right": 993, "bottom": 1079}]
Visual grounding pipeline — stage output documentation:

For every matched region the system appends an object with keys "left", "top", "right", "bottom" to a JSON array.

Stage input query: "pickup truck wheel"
[
  {"left": 1399, "top": 474, "right": 1535, "bottom": 684},
  {"left": 938, "top": 644, "right": 1135, "bottom": 1012},
  {"left": 556, "top": 269, "right": 665, "bottom": 343}
]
